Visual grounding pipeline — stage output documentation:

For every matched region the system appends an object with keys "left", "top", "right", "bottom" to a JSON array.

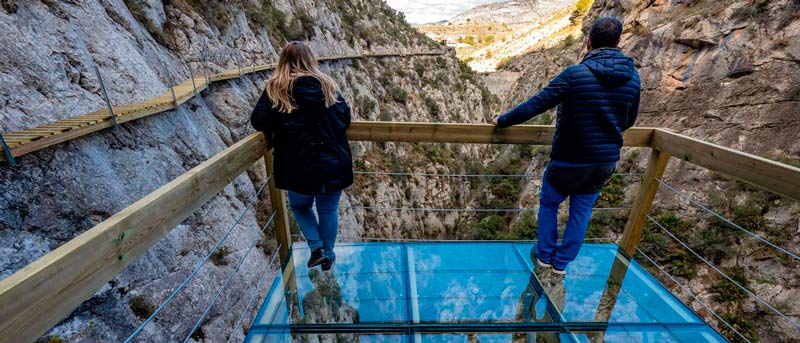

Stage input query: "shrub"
[
  {"left": 693, "top": 219, "right": 735, "bottom": 264},
  {"left": 596, "top": 175, "right": 625, "bottom": 208},
  {"left": 389, "top": 87, "right": 408, "bottom": 104},
  {"left": 711, "top": 266, "right": 750, "bottom": 303},
  {"left": 284, "top": 10, "right": 316, "bottom": 41},
  {"left": 129, "top": 295, "right": 156, "bottom": 320},
  {"left": 184, "top": 0, "right": 232, "bottom": 31},
  {"left": 414, "top": 61, "right": 425, "bottom": 78},
  {"left": 569, "top": 0, "right": 592, "bottom": 24},
  {"left": 731, "top": 197, "right": 765, "bottom": 231},
  {"left": 357, "top": 96, "right": 377, "bottom": 117},
  {"left": 563, "top": 35, "right": 577, "bottom": 48},
  {"left": 211, "top": 246, "right": 230, "bottom": 266},
  {"left": 474, "top": 215, "right": 506, "bottom": 239},
  {"left": 34, "top": 336, "right": 65, "bottom": 343},
  {"left": 490, "top": 178, "right": 521, "bottom": 201},
  {"left": 1, "top": 0, "right": 17, "bottom": 14},
  {"left": 510, "top": 211, "right": 538, "bottom": 240},
  {"left": 423, "top": 95, "right": 440, "bottom": 118},
  {"left": 721, "top": 313, "right": 758, "bottom": 342}
]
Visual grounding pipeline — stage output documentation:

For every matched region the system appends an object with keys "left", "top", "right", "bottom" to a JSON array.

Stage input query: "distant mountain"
[
  {"left": 418, "top": 0, "right": 581, "bottom": 72},
  {"left": 450, "top": 0, "right": 574, "bottom": 25}
]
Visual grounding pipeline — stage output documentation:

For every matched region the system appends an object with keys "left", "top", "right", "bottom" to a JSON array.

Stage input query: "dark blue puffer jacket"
[{"left": 498, "top": 48, "right": 641, "bottom": 164}]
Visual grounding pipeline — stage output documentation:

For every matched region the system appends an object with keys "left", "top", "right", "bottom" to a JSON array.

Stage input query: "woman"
[{"left": 251, "top": 41, "right": 353, "bottom": 271}]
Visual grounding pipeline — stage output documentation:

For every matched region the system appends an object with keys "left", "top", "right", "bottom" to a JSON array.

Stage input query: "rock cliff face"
[
  {"left": 0, "top": 1, "right": 494, "bottom": 342},
  {"left": 497, "top": 0, "right": 800, "bottom": 341}
]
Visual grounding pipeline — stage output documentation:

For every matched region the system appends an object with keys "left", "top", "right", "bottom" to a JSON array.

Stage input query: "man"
[{"left": 493, "top": 17, "right": 640, "bottom": 274}]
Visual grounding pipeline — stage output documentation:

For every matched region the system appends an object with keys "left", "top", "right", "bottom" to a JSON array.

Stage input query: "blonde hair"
[{"left": 266, "top": 41, "right": 339, "bottom": 113}]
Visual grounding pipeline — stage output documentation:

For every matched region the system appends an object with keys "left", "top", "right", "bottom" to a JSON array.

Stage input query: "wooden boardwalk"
[{"left": 0, "top": 51, "right": 445, "bottom": 163}]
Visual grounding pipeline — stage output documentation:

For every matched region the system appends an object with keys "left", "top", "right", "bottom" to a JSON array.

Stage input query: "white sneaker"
[
  {"left": 552, "top": 267, "right": 566, "bottom": 275},
  {"left": 536, "top": 257, "right": 552, "bottom": 269}
]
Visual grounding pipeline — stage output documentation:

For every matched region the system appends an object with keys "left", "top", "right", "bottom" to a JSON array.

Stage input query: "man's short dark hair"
[{"left": 589, "top": 17, "right": 623, "bottom": 49}]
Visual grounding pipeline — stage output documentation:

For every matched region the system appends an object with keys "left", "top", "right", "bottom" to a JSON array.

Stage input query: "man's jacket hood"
[{"left": 582, "top": 48, "right": 636, "bottom": 85}]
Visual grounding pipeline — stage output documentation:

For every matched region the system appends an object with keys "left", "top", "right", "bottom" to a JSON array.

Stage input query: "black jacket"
[
  {"left": 498, "top": 48, "right": 641, "bottom": 164},
  {"left": 251, "top": 76, "right": 353, "bottom": 195}
]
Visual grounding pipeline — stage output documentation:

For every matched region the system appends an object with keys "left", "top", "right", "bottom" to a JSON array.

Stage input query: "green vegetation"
[
  {"left": 422, "top": 95, "right": 441, "bottom": 118},
  {"left": 357, "top": 95, "right": 378, "bottom": 117},
  {"left": 732, "top": 0, "right": 770, "bottom": 20},
  {"left": 505, "top": 211, "right": 538, "bottom": 240},
  {"left": 389, "top": 87, "right": 408, "bottom": 104},
  {"left": 596, "top": 175, "right": 625, "bottom": 208},
  {"left": 125, "top": 0, "right": 174, "bottom": 47},
  {"left": 692, "top": 219, "right": 737, "bottom": 264},
  {"left": 711, "top": 266, "right": 750, "bottom": 303},
  {"left": 210, "top": 246, "right": 230, "bottom": 266},
  {"left": 34, "top": 336, "right": 64, "bottom": 343},
  {"left": 562, "top": 34, "right": 577, "bottom": 48},
  {"left": 1, "top": 0, "right": 17, "bottom": 14},
  {"left": 641, "top": 212, "right": 699, "bottom": 278},
  {"left": 721, "top": 313, "right": 759, "bottom": 343},
  {"left": 497, "top": 57, "right": 513, "bottom": 69},
  {"left": 284, "top": 10, "right": 316, "bottom": 41},
  {"left": 569, "top": 0, "right": 593, "bottom": 25},
  {"left": 129, "top": 294, "right": 156, "bottom": 320},
  {"left": 190, "top": 326, "right": 205, "bottom": 341}
]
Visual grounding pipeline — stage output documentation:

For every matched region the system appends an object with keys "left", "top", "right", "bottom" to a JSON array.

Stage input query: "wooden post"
[
  {"left": 620, "top": 148, "right": 671, "bottom": 255},
  {"left": 264, "top": 150, "right": 292, "bottom": 264}
]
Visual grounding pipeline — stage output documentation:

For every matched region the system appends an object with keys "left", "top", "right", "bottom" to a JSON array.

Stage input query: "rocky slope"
[
  {"left": 418, "top": 0, "right": 583, "bottom": 72},
  {"left": 0, "top": 1, "right": 495, "bottom": 342},
  {"left": 496, "top": 0, "right": 800, "bottom": 341}
]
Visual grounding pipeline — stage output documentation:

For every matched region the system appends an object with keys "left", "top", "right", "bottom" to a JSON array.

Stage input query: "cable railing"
[
  {"left": 353, "top": 170, "right": 644, "bottom": 178},
  {"left": 124, "top": 179, "right": 271, "bottom": 342},
  {"left": 655, "top": 178, "right": 800, "bottom": 262},
  {"left": 635, "top": 247, "right": 752, "bottom": 343},
  {"left": 341, "top": 205, "right": 631, "bottom": 213},
  {"left": 182, "top": 214, "right": 278, "bottom": 343},
  {"left": 647, "top": 214, "right": 800, "bottom": 330},
  {"left": 224, "top": 242, "right": 282, "bottom": 343}
]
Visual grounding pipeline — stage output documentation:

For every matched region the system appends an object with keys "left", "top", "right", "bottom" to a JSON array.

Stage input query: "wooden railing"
[
  {"left": 0, "top": 51, "right": 446, "bottom": 165},
  {"left": 0, "top": 122, "right": 798, "bottom": 342}
]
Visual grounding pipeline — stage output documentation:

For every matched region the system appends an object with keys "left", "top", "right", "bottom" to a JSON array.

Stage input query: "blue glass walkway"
[{"left": 245, "top": 243, "right": 727, "bottom": 342}]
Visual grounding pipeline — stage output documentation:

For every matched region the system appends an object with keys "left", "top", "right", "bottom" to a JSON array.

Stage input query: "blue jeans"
[
  {"left": 536, "top": 179, "right": 601, "bottom": 271},
  {"left": 287, "top": 191, "right": 342, "bottom": 260}
]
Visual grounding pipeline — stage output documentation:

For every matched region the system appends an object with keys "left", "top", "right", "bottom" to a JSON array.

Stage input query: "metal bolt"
[
  {"left": 93, "top": 66, "right": 119, "bottom": 130},
  {"left": 0, "top": 133, "right": 16, "bottom": 167}
]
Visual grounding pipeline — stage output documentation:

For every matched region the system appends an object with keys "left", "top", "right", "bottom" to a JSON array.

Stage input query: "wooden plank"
[
  {"left": 620, "top": 148, "right": 671, "bottom": 255},
  {"left": 651, "top": 129, "right": 800, "bottom": 201},
  {"left": 264, "top": 150, "right": 292, "bottom": 264},
  {"left": 347, "top": 122, "right": 653, "bottom": 147},
  {"left": 9, "top": 120, "right": 116, "bottom": 158},
  {"left": 0, "top": 133, "right": 267, "bottom": 343}
]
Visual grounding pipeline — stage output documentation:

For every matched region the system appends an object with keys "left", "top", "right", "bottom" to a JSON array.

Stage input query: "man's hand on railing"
[{"left": 492, "top": 115, "right": 500, "bottom": 126}]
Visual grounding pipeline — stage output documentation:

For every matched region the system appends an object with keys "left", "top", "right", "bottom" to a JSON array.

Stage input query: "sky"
[{"left": 386, "top": 0, "right": 506, "bottom": 25}]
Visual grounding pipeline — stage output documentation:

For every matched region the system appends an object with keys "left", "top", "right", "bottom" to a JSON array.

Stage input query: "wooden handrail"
[
  {"left": 347, "top": 122, "right": 655, "bottom": 146},
  {"left": 650, "top": 128, "right": 800, "bottom": 201},
  {"left": 0, "top": 133, "right": 268, "bottom": 343}
]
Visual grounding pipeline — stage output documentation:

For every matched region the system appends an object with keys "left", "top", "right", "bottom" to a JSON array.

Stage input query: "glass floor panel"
[{"left": 246, "top": 243, "right": 727, "bottom": 342}]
